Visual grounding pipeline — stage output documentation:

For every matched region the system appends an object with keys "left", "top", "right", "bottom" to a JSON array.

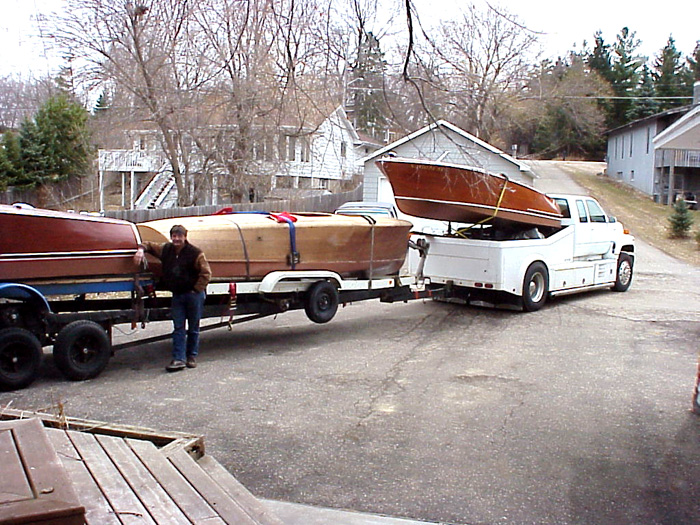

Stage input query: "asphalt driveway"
[{"left": 1, "top": 162, "right": 698, "bottom": 524}]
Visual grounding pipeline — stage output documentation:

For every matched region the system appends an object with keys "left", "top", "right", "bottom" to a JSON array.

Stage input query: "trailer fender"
[{"left": 0, "top": 283, "right": 51, "bottom": 314}]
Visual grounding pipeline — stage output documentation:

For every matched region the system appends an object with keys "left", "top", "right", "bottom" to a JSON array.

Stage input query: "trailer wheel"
[
  {"left": 0, "top": 327, "right": 42, "bottom": 391},
  {"left": 53, "top": 320, "right": 111, "bottom": 381},
  {"left": 612, "top": 253, "right": 633, "bottom": 292},
  {"left": 304, "top": 281, "right": 339, "bottom": 324},
  {"left": 522, "top": 262, "right": 548, "bottom": 312}
]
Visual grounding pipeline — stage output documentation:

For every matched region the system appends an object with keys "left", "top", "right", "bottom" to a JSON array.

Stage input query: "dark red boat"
[
  {"left": 376, "top": 157, "right": 563, "bottom": 228},
  {"left": 0, "top": 204, "right": 141, "bottom": 283}
]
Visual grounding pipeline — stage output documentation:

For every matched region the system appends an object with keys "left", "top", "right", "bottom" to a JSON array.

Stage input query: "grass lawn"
[{"left": 555, "top": 161, "right": 700, "bottom": 267}]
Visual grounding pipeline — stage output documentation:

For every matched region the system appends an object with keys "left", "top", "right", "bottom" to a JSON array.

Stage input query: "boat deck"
[{"left": 0, "top": 410, "right": 282, "bottom": 524}]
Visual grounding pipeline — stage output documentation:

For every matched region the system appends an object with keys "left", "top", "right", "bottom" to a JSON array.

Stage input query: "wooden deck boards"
[{"left": 1, "top": 413, "right": 280, "bottom": 525}]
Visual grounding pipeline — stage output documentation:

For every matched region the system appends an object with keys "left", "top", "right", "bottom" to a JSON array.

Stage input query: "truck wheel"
[
  {"left": 53, "top": 320, "right": 111, "bottom": 381},
  {"left": 304, "top": 281, "right": 339, "bottom": 324},
  {"left": 0, "top": 327, "right": 42, "bottom": 391},
  {"left": 612, "top": 253, "right": 633, "bottom": 292},
  {"left": 522, "top": 262, "right": 548, "bottom": 312}
]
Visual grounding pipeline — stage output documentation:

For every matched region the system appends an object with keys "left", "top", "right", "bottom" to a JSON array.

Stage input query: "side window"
[
  {"left": 553, "top": 198, "right": 571, "bottom": 218},
  {"left": 587, "top": 200, "right": 607, "bottom": 223},
  {"left": 576, "top": 200, "right": 588, "bottom": 223}
]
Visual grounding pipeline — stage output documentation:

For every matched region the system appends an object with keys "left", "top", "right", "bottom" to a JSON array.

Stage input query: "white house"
[
  {"left": 606, "top": 82, "right": 700, "bottom": 204},
  {"left": 361, "top": 120, "right": 535, "bottom": 204},
  {"left": 98, "top": 106, "right": 363, "bottom": 209}
]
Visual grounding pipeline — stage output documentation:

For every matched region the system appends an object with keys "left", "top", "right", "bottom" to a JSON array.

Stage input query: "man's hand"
[{"left": 134, "top": 246, "right": 146, "bottom": 266}]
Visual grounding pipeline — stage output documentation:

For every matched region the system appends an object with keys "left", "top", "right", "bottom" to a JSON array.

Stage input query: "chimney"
[{"left": 695, "top": 81, "right": 700, "bottom": 105}]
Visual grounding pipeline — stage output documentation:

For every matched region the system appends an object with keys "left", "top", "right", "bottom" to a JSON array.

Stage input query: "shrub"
[{"left": 668, "top": 199, "right": 693, "bottom": 238}]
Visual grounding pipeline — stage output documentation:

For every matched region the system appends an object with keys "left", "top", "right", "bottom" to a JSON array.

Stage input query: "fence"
[{"left": 104, "top": 186, "right": 364, "bottom": 223}]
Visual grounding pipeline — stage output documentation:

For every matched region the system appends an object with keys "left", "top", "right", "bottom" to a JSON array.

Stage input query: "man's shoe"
[
  {"left": 186, "top": 357, "right": 197, "bottom": 369},
  {"left": 166, "top": 360, "right": 186, "bottom": 372}
]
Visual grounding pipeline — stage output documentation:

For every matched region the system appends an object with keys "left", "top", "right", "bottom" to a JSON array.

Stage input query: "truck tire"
[
  {"left": 53, "top": 320, "right": 111, "bottom": 381},
  {"left": 304, "top": 281, "right": 339, "bottom": 324},
  {"left": 522, "top": 262, "right": 548, "bottom": 312},
  {"left": 0, "top": 327, "right": 42, "bottom": 391},
  {"left": 612, "top": 252, "right": 633, "bottom": 292}
]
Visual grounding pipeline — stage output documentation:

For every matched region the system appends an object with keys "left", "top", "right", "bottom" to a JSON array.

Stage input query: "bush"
[{"left": 668, "top": 199, "right": 693, "bottom": 238}]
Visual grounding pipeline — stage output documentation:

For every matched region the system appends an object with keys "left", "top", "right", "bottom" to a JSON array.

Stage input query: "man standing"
[{"left": 134, "top": 225, "right": 212, "bottom": 372}]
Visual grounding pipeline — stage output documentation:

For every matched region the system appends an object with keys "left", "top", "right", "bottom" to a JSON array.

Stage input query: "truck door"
[
  {"left": 585, "top": 199, "right": 614, "bottom": 255},
  {"left": 573, "top": 199, "right": 592, "bottom": 258}
]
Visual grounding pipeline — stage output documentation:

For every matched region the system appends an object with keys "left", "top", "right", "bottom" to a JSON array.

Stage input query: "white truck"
[{"left": 406, "top": 194, "right": 635, "bottom": 311}]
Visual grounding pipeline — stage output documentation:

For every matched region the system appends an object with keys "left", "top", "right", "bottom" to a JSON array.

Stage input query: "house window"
[
  {"left": 630, "top": 170, "right": 635, "bottom": 182},
  {"left": 317, "top": 178, "right": 329, "bottom": 189},
  {"left": 646, "top": 127, "right": 651, "bottom": 154},
  {"left": 629, "top": 133, "right": 633, "bottom": 157},
  {"left": 621, "top": 135, "right": 625, "bottom": 159},
  {"left": 138, "top": 136, "right": 147, "bottom": 150},
  {"left": 341, "top": 142, "right": 347, "bottom": 158}
]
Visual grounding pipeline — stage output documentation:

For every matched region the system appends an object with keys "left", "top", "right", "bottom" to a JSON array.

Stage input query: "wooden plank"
[
  {"left": 126, "top": 438, "right": 225, "bottom": 524},
  {"left": 168, "top": 448, "right": 263, "bottom": 525},
  {"left": 95, "top": 434, "right": 190, "bottom": 525},
  {"left": 46, "top": 428, "right": 121, "bottom": 525},
  {"left": 0, "top": 408, "right": 203, "bottom": 450},
  {"left": 197, "top": 455, "right": 284, "bottom": 525},
  {"left": 0, "top": 427, "right": 33, "bottom": 504},
  {"left": 67, "top": 430, "right": 156, "bottom": 525},
  {"left": 0, "top": 419, "right": 85, "bottom": 525}
]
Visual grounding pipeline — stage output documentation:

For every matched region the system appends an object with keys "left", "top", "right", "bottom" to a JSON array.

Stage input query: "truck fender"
[
  {"left": 515, "top": 257, "right": 549, "bottom": 296},
  {"left": 0, "top": 283, "right": 51, "bottom": 314}
]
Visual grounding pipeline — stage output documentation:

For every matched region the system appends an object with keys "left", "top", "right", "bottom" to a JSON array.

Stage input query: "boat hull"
[
  {"left": 376, "top": 158, "right": 563, "bottom": 228},
  {"left": 0, "top": 205, "right": 141, "bottom": 283},
  {"left": 137, "top": 212, "right": 413, "bottom": 280}
]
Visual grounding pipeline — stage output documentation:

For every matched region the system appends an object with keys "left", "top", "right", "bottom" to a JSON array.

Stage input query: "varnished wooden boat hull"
[
  {"left": 137, "top": 212, "right": 413, "bottom": 280},
  {"left": 0, "top": 205, "right": 141, "bottom": 283},
  {"left": 376, "top": 158, "right": 563, "bottom": 228}
]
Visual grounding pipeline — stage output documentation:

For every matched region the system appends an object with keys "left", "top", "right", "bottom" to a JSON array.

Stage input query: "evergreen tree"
[
  {"left": 608, "top": 27, "right": 644, "bottom": 128},
  {"left": 18, "top": 94, "right": 91, "bottom": 187},
  {"left": 653, "top": 36, "right": 689, "bottom": 112},
  {"left": 668, "top": 198, "right": 693, "bottom": 238},
  {"left": 688, "top": 42, "right": 700, "bottom": 81},
  {"left": 629, "top": 65, "right": 659, "bottom": 120},
  {"left": 0, "top": 131, "right": 24, "bottom": 188},
  {"left": 349, "top": 31, "right": 388, "bottom": 139},
  {"left": 587, "top": 32, "right": 614, "bottom": 83}
]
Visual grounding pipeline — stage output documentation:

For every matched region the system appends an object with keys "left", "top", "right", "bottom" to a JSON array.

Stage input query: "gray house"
[
  {"left": 361, "top": 120, "right": 534, "bottom": 204},
  {"left": 606, "top": 82, "right": 700, "bottom": 204}
]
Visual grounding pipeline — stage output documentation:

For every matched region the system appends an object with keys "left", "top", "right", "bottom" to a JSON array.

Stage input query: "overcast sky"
[{"left": 0, "top": 0, "right": 697, "bottom": 78}]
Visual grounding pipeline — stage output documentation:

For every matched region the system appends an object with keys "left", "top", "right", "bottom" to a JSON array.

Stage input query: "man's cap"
[{"left": 170, "top": 224, "right": 187, "bottom": 236}]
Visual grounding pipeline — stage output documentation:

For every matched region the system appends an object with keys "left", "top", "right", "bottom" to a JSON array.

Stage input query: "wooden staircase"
[{"left": 0, "top": 413, "right": 282, "bottom": 525}]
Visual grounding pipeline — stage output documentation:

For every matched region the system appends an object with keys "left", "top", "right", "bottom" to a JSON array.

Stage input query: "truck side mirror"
[{"left": 609, "top": 216, "right": 617, "bottom": 223}]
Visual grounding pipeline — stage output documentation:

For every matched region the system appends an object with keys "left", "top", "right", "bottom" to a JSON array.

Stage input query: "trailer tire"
[
  {"left": 612, "top": 253, "right": 633, "bottom": 292},
  {"left": 0, "top": 327, "right": 42, "bottom": 391},
  {"left": 53, "top": 320, "right": 111, "bottom": 381},
  {"left": 522, "top": 262, "right": 548, "bottom": 312},
  {"left": 304, "top": 281, "right": 339, "bottom": 324}
]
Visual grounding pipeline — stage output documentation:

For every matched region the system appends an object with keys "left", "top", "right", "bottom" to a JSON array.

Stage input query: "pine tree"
[
  {"left": 608, "top": 27, "right": 644, "bottom": 128},
  {"left": 349, "top": 31, "right": 388, "bottom": 139},
  {"left": 18, "top": 94, "right": 92, "bottom": 187},
  {"left": 653, "top": 36, "right": 689, "bottom": 112},
  {"left": 629, "top": 65, "right": 659, "bottom": 120},
  {"left": 668, "top": 198, "right": 694, "bottom": 238},
  {"left": 0, "top": 131, "right": 24, "bottom": 188},
  {"left": 688, "top": 42, "right": 700, "bottom": 81}
]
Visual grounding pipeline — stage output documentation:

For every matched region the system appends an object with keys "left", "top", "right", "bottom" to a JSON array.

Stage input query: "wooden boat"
[
  {"left": 137, "top": 211, "right": 413, "bottom": 280},
  {"left": 0, "top": 204, "right": 141, "bottom": 283},
  {"left": 376, "top": 157, "right": 563, "bottom": 228}
]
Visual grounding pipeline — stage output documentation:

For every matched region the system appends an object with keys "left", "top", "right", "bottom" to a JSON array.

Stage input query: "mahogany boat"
[
  {"left": 137, "top": 211, "right": 413, "bottom": 280},
  {"left": 0, "top": 204, "right": 141, "bottom": 284},
  {"left": 376, "top": 157, "right": 563, "bottom": 228}
]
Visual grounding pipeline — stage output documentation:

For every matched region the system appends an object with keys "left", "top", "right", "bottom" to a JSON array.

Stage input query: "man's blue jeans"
[{"left": 171, "top": 290, "right": 205, "bottom": 361}]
